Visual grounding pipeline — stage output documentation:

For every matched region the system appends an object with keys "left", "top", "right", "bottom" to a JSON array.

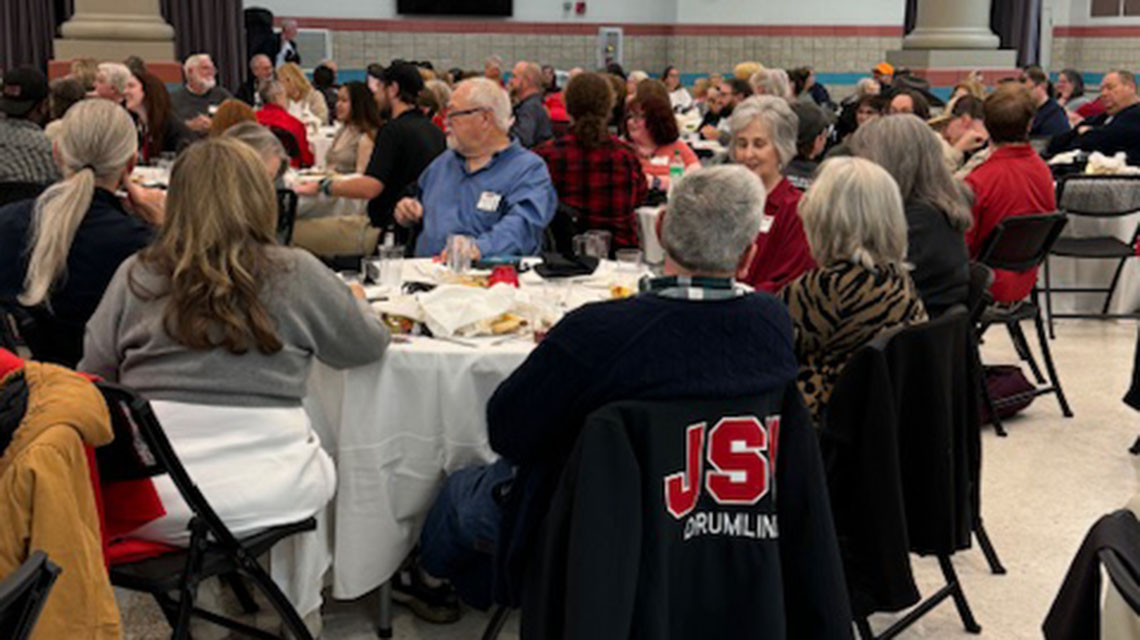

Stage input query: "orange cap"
[{"left": 873, "top": 62, "right": 894, "bottom": 76}]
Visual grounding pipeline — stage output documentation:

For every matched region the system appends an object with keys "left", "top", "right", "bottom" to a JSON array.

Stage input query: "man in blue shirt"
[{"left": 394, "top": 77, "right": 557, "bottom": 258}]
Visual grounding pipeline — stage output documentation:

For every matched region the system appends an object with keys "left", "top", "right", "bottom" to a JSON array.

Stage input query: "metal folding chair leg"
[
  {"left": 1007, "top": 321, "right": 1045, "bottom": 384},
  {"left": 241, "top": 560, "right": 314, "bottom": 640},
  {"left": 973, "top": 518, "right": 1006, "bottom": 575},
  {"left": 222, "top": 572, "right": 259, "bottom": 614},
  {"left": 856, "top": 617, "right": 875, "bottom": 639},
  {"left": 1032, "top": 309, "right": 1073, "bottom": 417},
  {"left": 481, "top": 605, "right": 512, "bottom": 640},
  {"left": 1043, "top": 259, "right": 1056, "bottom": 339},
  {"left": 939, "top": 555, "right": 982, "bottom": 634},
  {"left": 377, "top": 581, "right": 393, "bottom": 638},
  {"left": 972, "top": 330, "right": 1006, "bottom": 436},
  {"left": 1101, "top": 257, "right": 1129, "bottom": 315}
]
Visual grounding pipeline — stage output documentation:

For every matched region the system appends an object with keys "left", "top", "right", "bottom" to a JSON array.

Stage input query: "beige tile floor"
[{"left": 122, "top": 319, "right": 1140, "bottom": 639}]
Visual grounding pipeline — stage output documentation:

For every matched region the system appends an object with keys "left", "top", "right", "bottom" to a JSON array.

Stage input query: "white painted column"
[
  {"left": 55, "top": 0, "right": 175, "bottom": 61},
  {"left": 904, "top": 0, "right": 1001, "bottom": 50}
]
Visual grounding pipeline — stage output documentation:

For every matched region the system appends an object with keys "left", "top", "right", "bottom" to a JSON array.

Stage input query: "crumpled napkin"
[
  {"left": 418, "top": 284, "right": 517, "bottom": 337},
  {"left": 1047, "top": 150, "right": 1083, "bottom": 166},
  {"left": 1086, "top": 151, "right": 1140, "bottom": 175}
]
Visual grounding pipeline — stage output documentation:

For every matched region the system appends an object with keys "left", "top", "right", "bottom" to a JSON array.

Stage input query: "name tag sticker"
[
  {"left": 650, "top": 156, "right": 670, "bottom": 167},
  {"left": 477, "top": 191, "right": 503, "bottom": 211},
  {"left": 758, "top": 214, "right": 775, "bottom": 234}
]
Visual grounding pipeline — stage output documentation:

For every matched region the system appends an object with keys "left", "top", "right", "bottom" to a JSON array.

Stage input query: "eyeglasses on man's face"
[{"left": 445, "top": 107, "right": 488, "bottom": 123}]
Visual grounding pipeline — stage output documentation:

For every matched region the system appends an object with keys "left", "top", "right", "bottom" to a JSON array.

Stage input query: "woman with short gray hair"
[
  {"left": 750, "top": 68, "right": 792, "bottom": 100},
  {"left": 848, "top": 114, "right": 971, "bottom": 315},
  {"left": 781, "top": 157, "right": 928, "bottom": 421},
  {"left": 729, "top": 96, "right": 815, "bottom": 292}
]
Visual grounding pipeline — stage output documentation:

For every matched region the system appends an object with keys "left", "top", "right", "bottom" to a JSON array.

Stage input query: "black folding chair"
[
  {"left": 1042, "top": 174, "right": 1140, "bottom": 337},
  {"left": 832, "top": 309, "right": 983, "bottom": 639},
  {"left": 0, "top": 182, "right": 46, "bottom": 208},
  {"left": 976, "top": 213, "right": 1073, "bottom": 422},
  {"left": 0, "top": 303, "right": 24, "bottom": 353},
  {"left": 0, "top": 551, "right": 61, "bottom": 640},
  {"left": 268, "top": 126, "right": 302, "bottom": 165},
  {"left": 96, "top": 382, "right": 316, "bottom": 640},
  {"left": 276, "top": 188, "right": 298, "bottom": 246},
  {"left": 543, "top": 202, "right": 580, "bottom": 256}
]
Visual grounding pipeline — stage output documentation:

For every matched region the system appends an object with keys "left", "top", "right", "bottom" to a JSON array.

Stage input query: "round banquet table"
[{"left": 302, "top": 258, "right": 647, "bottom": 599}]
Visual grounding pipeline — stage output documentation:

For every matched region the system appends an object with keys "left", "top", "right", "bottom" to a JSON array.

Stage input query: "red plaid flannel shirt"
[{"left": 536, "top": 133, "right": 648, "bottom": 248}]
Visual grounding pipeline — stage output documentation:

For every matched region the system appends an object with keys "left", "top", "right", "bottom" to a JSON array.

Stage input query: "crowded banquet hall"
[{"left": 3, "top": 0, "right": 1140, "bottom": 638}]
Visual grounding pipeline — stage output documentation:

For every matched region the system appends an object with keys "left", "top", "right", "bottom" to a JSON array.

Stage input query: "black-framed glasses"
[{"left": 445, "top": 107, "right": 487, "bottom": 122}]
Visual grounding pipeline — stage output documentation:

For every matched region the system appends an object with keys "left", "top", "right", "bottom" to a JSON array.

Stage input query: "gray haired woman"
[
  {"left": 848, "top": 114, "right": 971, "bottom": 315},
  {"left": 728, "top": 96, "right": 815, "bottom": 292},
  {"left": 781, "top": 156, "right": 928, "bottom": 422}
]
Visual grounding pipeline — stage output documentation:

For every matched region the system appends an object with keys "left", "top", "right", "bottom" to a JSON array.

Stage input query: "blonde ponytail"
[{"left": 19, "top": 100, "right": 138, "bottom": 307}]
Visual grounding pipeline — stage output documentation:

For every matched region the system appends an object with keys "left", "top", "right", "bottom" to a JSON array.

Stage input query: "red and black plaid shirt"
[{"left": 535, "top": 133, "right": 648, "bottom": 249}]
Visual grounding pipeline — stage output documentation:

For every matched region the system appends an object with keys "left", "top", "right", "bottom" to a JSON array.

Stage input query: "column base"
[
  {"left": 887, "top": 49, "right": 1018, "bottom": 69},
  {"left": 54, "top": 39, "right": 175, "bottom": 62}
]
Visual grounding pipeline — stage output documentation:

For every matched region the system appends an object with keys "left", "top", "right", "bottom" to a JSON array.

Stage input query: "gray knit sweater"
[{"left": 79, "top": 246, "right": 390, "bottom": 407}]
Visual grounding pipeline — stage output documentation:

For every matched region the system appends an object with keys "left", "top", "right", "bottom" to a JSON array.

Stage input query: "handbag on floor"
[{"left": 980, "top": 364, "right": 1037, "bottom": 424}]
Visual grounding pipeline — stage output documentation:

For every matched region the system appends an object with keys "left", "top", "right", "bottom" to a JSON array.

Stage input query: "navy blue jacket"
[
  {"left": 487, "top": 290, "right": 800, "bottom": 603},
  {"left": 1032, "top": 98, "right": 1071, "bottom": 138},
  {"left": 1048, "top": 102, "right": 1140, "bottom": 165},
  {"left": 0, "top": 188, "right": 153, "bottom": 365}
]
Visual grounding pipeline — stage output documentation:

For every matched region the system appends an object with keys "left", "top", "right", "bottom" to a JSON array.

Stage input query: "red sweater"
[
  {"left": 256, "top": 103, "right": 313, "bottom": 168},
  {"left": 965, "top": 144, "right": 1056, "bottom": 303},
  {"left": 740, "top": 178, "right": 816, "bottom": 293}
]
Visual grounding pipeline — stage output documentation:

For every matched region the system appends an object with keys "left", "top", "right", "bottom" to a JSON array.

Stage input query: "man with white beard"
[{"left": 170, "top": 54, "right": 234, "bottom": 134}]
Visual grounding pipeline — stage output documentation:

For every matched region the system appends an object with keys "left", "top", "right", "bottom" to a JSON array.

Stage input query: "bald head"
[
  {"left": 281, "top": 19, "right": 299, "bottom": 40},
  {"left": 250, "top": 54, "right": 273, "bottom": 80},
  {"left": 509, "top": 61, "right": 543, "bottom": 100}
]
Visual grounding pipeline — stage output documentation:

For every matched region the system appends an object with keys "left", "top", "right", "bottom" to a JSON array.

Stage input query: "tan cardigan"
[{"left": 0, "top": 363, "right": 120, "bottom": 640}]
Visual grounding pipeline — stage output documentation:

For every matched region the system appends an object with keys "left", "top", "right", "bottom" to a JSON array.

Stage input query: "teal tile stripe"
[{"left": 326, "top": 69, "right": 1106, "bottom": 99}]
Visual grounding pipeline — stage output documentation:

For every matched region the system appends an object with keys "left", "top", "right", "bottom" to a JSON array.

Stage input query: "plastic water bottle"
[{"left": 668, "top": 148, "right": 684, "bottom": 197}]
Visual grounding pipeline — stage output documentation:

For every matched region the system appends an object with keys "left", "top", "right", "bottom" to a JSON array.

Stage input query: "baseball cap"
[
  {"left": 791, "top": 101, "right": 835, "bottom": 146},
  {"left": 873, "top": 62, "right": 894, "bottom": 76},
  {"left": 379, "top": 62, "right": 425, "bottom": 96},
  {"left": 0, "top": 67, "right": 49, "bottom": 117}
]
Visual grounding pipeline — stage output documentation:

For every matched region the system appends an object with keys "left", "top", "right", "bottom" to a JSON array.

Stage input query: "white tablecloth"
[
  {"left": 305, "top": 336, "right": 529, "bottom": 599},
  {"left": 303, "top": 258, "right": 646, "bottom": 599}
]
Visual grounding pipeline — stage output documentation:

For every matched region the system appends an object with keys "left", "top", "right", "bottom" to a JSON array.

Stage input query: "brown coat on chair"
[{"left": 0, "top": 362, "right": 120, "bottom": 639}]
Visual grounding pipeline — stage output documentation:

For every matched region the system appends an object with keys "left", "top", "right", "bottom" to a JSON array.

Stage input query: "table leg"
[{"left": 377, "top": 581, "right": 393, "bottom": 638}]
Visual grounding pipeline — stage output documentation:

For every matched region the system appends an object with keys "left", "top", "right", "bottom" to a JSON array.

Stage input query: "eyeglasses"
[{"left": 444, "top": 107, "right": 487, "bottom": 122}]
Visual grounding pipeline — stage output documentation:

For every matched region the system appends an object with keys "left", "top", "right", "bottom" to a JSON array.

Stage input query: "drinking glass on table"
[
  {"left": 615, "top": 248, "right": 643, "bottom": 272},
  {"left": 572, "top": 234, "right": 589, "bottom": 258},
  {"left": 585, "top": 230, "right": 612, "bottom": 259},
  {"left": 445, "top": 234, "right": 475, "bottom": 273},
  {"left": 378, "top": 245, "right": 404, "bottom": 290}
]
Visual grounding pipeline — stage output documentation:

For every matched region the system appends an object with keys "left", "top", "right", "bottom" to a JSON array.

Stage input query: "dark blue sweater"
[
  {"left": 487, "top": 290, "right": 800, "bottom": 601},
  {"left": 0, "top": 189, "right": 153, "bottom": 365},
  {"left": 1032, "top": 97, "right": 1071, "bottom": 138}
]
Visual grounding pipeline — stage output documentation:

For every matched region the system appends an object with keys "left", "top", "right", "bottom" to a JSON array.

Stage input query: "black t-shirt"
[{"left": 364, "top": 109, "right": 447, "bottom": 228}]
